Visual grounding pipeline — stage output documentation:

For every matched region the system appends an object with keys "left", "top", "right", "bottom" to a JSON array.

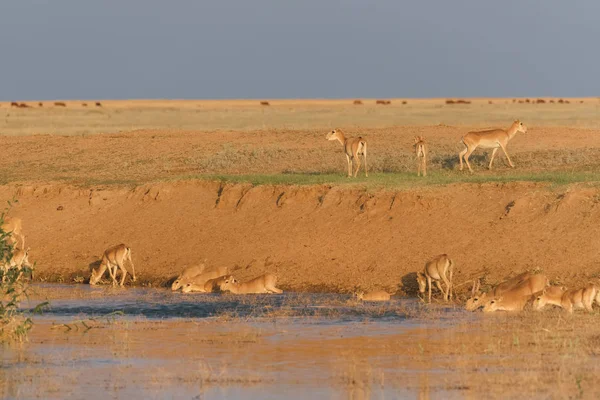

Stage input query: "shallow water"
[
  {"left": 3, "top": 284, "right": 469, "bottom": 399},
  {"left": 23, "top": 284, "right": 420, "bottom": 322}
]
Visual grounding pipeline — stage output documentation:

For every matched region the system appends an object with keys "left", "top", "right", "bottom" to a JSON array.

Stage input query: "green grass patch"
[
  {"left": 182, "top": 170, "right": 600, "bottom": 189},
  {"left": 43, "top": 170, "right": 600, "bottom": 190}
]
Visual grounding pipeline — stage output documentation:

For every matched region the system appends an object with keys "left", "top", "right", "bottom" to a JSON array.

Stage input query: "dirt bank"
[{"left": 2, "top": 180, "right": 599, "bottom": 294}]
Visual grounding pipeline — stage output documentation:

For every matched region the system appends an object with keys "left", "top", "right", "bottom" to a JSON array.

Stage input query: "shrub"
[{"left": 0, "top": 202, "right": 45, "bottom": 342}]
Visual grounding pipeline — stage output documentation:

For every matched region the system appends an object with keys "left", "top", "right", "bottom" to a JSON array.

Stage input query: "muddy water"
[
  {"left": 2, "top": 284, "right": 472, "bottom": 399},
  {"left": 20, "top": 284, "right": 418, "bottom": 321}
]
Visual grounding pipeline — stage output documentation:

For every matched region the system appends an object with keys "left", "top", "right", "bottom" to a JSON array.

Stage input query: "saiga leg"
[
  {"left": 363, "top": 145, "right": 368, "bottom": 177},
  {"left": 499, "top": 143, "right": 514, "bottom": 168},
  {"left": 427, "top": 275, "right": 432, "bottom": 303},
  {"left": 353, "top": 151, "right": 361, "bottom": 178},
  {"left": 458, "top": 146, "right": 468, "bottom": 171},
  {"left": 118, "top": 260, "right": 128, "bottom": 286},
  {"left": 488, "top": 148, "right": 499, "bottom": 170},
  {"left": 346, "top": 154, "right": 352, "bottom": 177},
  {"left": 464, "top": 146, "right": 475, "bottom": 173}
]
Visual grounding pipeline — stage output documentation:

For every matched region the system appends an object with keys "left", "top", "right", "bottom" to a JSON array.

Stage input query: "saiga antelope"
[
  {"left": 1, "top": 216, "right": 25, "bottom": 249},
  {"left": 218, "top": 273, "right": 283, "bottom": 294},
  {"left": 326, "top": 129, "right": 368, "bottom": 178},
  {"left": 533, "top": 284, "right": 600, "bottom": 314},
  {"left": 183, "top": 275, "right": 232, "bottom": 293},
  {"left": 416, "top": 254, "right": 454, "bottom": 302},
  {"left": 89, "top": 244, "right": 136, "bottom": 286},
  {"left": 179, "top": 266, "right": 230, "bottom": 293},
  {"left": 465, "top": 271, "right": 532, "bottom": 311},
  {"left": 2, "top": 247, "right": 31, "bottom": 283},
  {"left": 413, "top": 136, "right": 427, "bottom": 177},
  {"left": 355, "top": 290, "right": 391, "bottom": 302},
  {"left": 459, "top": 120, "right": 527, "bottom": 173},
  {"left": 171, "top": 263, "right": 207, "bottom": 291},
  {"left": 482, "top": 273, "right": 548, "bottom": 312}
]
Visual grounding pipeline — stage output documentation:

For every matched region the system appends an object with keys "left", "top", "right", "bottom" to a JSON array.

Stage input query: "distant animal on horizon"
[
  {"left": 459, "top": 120, "right": 527, "bottom": 173},
  {"left": 326, "top": 129, "right": 368, "bottom": 178},
  {"left": 54, "top": 102, "right": 66, "bottom": 107}
]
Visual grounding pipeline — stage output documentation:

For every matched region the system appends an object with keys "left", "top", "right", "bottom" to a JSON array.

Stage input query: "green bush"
[{"left": 0, "top": 201, "right": 45, "bottom": 342}]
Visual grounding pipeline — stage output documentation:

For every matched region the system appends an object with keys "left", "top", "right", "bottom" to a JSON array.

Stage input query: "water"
[
  {"left": 22, "top": 284, "right": 427, "bottom": 322},
  {"left": 3, "top": 284, "right": 468, "bottom": 400}
]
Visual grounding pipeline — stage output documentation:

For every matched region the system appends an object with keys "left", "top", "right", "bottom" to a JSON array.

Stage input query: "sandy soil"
[
  {"left": 1, "top": 100, "right": 599, "bottom": 295},
  {"left": 2, "top": 179, "right": 600, "bottom": 294}
]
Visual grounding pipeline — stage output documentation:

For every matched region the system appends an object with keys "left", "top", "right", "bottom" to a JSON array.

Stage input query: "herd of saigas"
[
  {"left": 88, "top": 251, "right": 284, "bottom": 295},
  {"left": 327, "top": 120, "right": 528, "bottom": 178},
  {"left": 5, "top": 228, "right": 591, "bottom": 314},
  {"left": 3, "top": 117, "right": 588, "bottom": 313},
  {"left": 3, "top": 220, "right": 595, "bottom": 314},
  {"left": 417, "top": 254, "right": 600, "bottom": 314},
  {"left": 87, "top": 242, "right": 597, "bottom": 315}
]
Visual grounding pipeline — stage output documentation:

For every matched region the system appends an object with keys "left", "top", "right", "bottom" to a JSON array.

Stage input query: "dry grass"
[
  {"left": 1, "top": 124, "right": 599, "bottom": 187},
  {"left": 1, "top": 98, "right": 599, "bottom": 136},
  {"left": 1, "top": 98, "right": 599, "bottom": 188}
]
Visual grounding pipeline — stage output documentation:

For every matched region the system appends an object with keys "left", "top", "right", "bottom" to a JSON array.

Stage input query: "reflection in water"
[
  {"left": 22, "top": 284, "right": 420, "bottom": 321},
  {"left": 419, "top": 372, "right": 431, "bottom": 400},
  {"left": 3, "top": 284, "right": 465, "bottom": 399}
]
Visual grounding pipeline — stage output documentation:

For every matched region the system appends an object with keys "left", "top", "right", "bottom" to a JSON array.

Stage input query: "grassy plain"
[{"left": 1, "top": 98, "right": 600, "bottom": 186}]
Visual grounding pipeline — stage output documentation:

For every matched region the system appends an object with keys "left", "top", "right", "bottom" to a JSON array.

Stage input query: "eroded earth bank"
[{"left": 2, "top": 180, "right": 599, "bottom": 294}]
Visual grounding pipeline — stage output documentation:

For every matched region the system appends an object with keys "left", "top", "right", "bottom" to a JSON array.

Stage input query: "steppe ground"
[
  {"left": 3, "top": 98, "right": 600, "bottom": 398},
  {"left": 1, "top": 98, "right": 600, "bottom": 291}
]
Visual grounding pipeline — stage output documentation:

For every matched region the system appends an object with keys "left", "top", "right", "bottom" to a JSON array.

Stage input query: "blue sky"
[{"left": 2, "top": 1, "right": 598, "bottom": 100}]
